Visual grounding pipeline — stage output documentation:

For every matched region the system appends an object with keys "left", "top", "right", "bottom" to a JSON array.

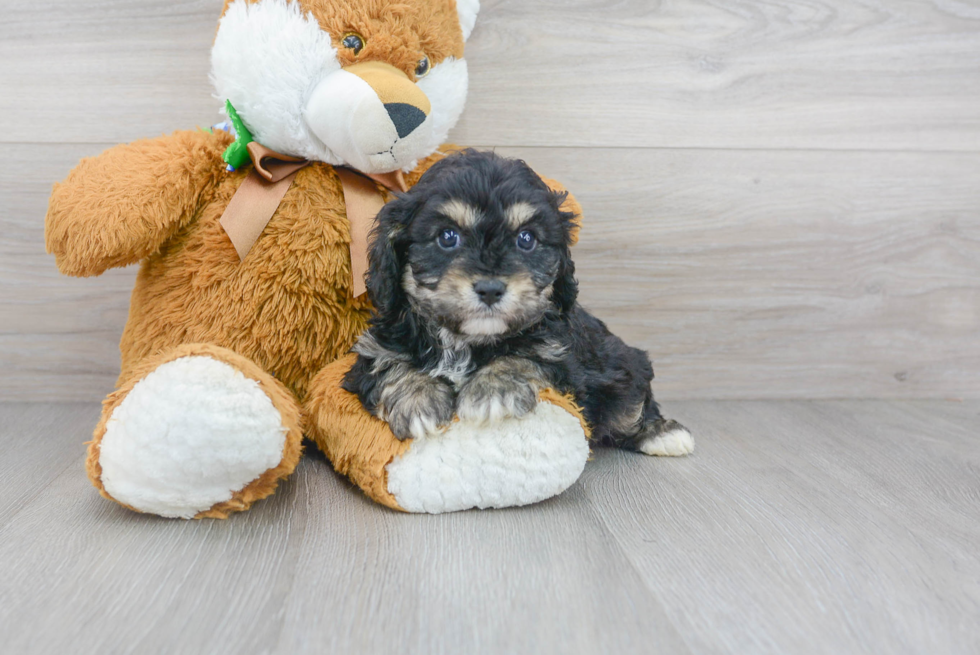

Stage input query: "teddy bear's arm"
[
  {"left": 45, "top": 130, "right": 232, "bottom": 277},
  {"left": 409, "top": 146, "right": 584, "bottom": 245}
]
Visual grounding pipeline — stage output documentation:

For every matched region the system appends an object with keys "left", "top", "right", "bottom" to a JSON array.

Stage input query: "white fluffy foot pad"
[
  {"left": 386, "top": 402, "right": 590, "bottom": 514},
  {"left": 637, "top": 420, "right": 695, "bottom": 457},
  {"left": 98, "top": 356, "right": 288, "bottom": 518}
]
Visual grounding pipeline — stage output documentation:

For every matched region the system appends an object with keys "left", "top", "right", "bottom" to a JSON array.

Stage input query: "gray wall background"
[{"left": 2, "top": 0, "right": 978, "bottom": 401}]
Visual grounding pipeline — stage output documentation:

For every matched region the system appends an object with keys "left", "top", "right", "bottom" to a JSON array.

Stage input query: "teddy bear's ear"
[
  {"left": 456, "top": 0, "right": 480, "bottom": 41},
  {"left": 219, "top": 0, "right": 257, "bottom": 19}
]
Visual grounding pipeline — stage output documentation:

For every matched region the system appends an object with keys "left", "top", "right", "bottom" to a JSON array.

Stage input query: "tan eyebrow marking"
[
  {"left": 439, "top": 199, "right": 480, "bottom": 228},
  {"left": 505, "top": 202, "right": 537, "bottom": 229}
]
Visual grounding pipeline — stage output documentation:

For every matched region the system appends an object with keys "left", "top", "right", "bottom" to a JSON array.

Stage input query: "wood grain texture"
[
  {"left": 5, "top": 143, "right": 978, "bottom": 401},
  {"left": 1, "top": 401, "right": 977, "bottom": 654},
  {"left": 583, "top": 400, "right": 980, "bottom": 654},
  {"left": 1, "top": 0, "right": 979, "bottom": 400},
  {"left": 3, "top": 0, "right": 980, "bottom": 150},
  {"left": 0, "top": 403, "right": 95, "bottom": 526},
  {"left": 501, "top": 146, "right": 980, "bottom": 400},
  {"left": 4, "top": 1, "right": 978, "bottom": 652}
]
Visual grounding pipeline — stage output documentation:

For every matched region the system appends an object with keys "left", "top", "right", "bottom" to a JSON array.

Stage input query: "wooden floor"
[{"left": 1, "top": 400, "right": 977, "bottom": 654}]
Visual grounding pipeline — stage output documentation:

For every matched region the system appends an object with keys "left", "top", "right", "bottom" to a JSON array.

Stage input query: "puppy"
[{"left": 343, "top": 150, "right": 693, "bottom": 457}]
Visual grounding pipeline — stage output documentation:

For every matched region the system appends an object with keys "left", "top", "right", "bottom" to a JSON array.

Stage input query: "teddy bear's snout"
[{"left": 304, "top": 60, "right": 434, "bottom": 173}]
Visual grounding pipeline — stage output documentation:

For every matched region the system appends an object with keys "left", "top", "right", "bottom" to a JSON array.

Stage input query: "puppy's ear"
[
  {"left": 540, "top": 184, "right": 580, "bottom": 312},
  {"left": 551, "top": 245, "right": 578, "bottom": 313},
  {"left": 366, "top": 194, "right": 422, "bottom": 317},
  {"left": 539, "top": 177, "right": 583, "bottom": 246},
  {"left": 546, "top": 189, "right": 581, "bottom": 247}
]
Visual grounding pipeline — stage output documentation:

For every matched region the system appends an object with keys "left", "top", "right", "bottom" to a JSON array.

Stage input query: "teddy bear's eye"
[
  {"left": 415, "top": 56, "right": 430, "bottom": 78},
  {"left": 342, "top": 33, "right": 365, "bottom": 55}
]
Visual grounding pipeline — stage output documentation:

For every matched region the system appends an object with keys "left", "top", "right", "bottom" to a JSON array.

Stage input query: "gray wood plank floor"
[{"left": 1, "top": 401, "right": 977, "bottom": 655}]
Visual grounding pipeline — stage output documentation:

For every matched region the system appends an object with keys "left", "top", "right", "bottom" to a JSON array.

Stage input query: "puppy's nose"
[
  {"left": 384, "top": 103, "right": 427, "bottom": 138},
  {"left": 474, "top": 279, "right": 507, "bottom": 307}
]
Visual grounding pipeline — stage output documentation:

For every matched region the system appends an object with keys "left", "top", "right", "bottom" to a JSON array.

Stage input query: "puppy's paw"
[
  {"left": 379, "top": 372, "right": 456, "bottom": 441},
  {"left": 636, "top": 419, "right": 695, "bottom": 457},
  {"left": 456, "top": 362, "right": 540, "bottom": 425}
]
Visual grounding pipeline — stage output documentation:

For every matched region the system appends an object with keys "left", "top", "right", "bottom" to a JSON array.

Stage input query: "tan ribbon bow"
[{"left": 219, "top": 142, "right": 408, "bottom": 298}]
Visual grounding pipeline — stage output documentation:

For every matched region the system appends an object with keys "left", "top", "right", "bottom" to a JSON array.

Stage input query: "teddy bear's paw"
[
  {"left": 386, "top": 401, "right": 590, "bottom": 513},
  {"left": 97, "top": 355, "right": 290, "bottom": 518},
  {"left": 636, "top": 419, "right": 695, "bottom": 457}
]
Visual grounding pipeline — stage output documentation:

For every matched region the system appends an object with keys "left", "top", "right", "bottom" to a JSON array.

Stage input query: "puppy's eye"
[
  {"left": 516, "top": 230, "right": 537, "bottom": 252},
  {"left": 415, "top": 56, "right": 430, "bottom": 78},
  {"left": 438, "top": 228, "right": 460, "bottom": 249},
  {"left": 342, "top": 33, "right": 365, "bottom": 55}
]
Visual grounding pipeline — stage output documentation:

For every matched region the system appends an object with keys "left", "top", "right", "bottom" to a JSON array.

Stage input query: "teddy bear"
[{"left": 45, "top": 0, "right": 593, "bottom": 518}]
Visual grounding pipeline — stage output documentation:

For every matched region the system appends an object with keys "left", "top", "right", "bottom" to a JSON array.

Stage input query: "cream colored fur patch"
[
  {"left": 440, "top": 199, "right": 480, "bottom": 228},
  {"left": 638, "top": 425, "right": 695, "bottom": 457},
  {"left": 505, "top": 202, "right": 537, "bottom": 229}
]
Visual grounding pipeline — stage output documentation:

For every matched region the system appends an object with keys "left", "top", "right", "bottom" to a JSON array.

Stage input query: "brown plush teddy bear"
[{"left": 45, "top": 0, "right": 594, "bottom": 518}]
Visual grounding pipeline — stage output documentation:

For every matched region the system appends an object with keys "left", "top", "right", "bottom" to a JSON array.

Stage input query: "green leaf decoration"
[{"left": 221, "top": 100, "right": 255, "bottom": 171}]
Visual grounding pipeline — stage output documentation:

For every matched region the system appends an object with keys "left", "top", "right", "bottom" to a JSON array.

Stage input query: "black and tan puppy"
[{"left": 343, "top": 150, "right": 693, "bottom": 457}]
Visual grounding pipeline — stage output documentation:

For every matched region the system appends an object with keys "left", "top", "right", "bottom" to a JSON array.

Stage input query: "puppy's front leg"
[
  {"left": 377, "top": 364, "right": 456, "bottom": 441},
  {"left": 457, "top": 357, "right": 548, "bottom": 425}
]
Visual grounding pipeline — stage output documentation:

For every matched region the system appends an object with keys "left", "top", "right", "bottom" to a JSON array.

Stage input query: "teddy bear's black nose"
[
  {"left": 474, "top": 279, "right": 507, "bottom": 307},
  {"left": 384, "top": 103, "right": 427, "bottom": 138}
]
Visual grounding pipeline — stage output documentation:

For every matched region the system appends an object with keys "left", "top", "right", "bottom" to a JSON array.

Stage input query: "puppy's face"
[
  {"left": 369, "top": 152, "right": 578, "bottom": 341},
  {"left": 403, "top": 196, "right": 563, "bottom": 338}
]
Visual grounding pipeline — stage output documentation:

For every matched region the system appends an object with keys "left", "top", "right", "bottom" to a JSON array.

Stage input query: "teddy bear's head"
[{"left": 212, "top": 0, "right": 479, "bottom": 174}]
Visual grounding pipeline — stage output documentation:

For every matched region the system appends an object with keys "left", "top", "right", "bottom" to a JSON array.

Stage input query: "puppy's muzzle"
[{"left": 473, "top": 279, "right": 507, "bottom": 307}]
